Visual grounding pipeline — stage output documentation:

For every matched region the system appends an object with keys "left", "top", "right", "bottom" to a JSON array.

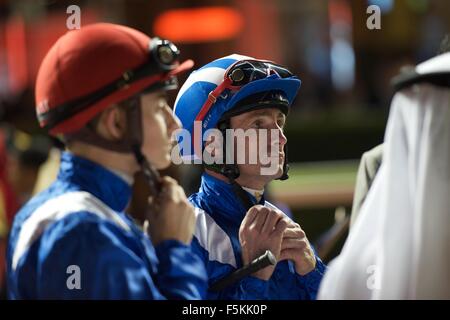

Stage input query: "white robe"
[{"left": 318, "top": 57, "right": 450, "bottom": 299}]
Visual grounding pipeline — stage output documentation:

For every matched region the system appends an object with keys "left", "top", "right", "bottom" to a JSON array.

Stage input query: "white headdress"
[{"left": 318, "top": 53, "right": 450, "bottom": 299}]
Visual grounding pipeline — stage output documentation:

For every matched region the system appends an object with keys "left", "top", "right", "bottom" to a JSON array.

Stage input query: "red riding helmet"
[{"left": 35, "top": 22, "right": 193, "bottom": 136}]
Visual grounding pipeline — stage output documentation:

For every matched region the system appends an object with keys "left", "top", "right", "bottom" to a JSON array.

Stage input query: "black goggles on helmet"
[
  {"left": 148, "top": 38, "right": 180, "bottom": 72},
  {"left": 39, "top": 38, "right": 181, "bottom": 131},
  {"left": 227, "top": 60, "right": 294, "bottom": 86},
  {"left": 195, "top": 59, "right": 294, "bottom": 123}
]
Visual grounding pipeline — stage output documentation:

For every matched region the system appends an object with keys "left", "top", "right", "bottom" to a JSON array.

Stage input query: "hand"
[
  {"left": 280, "top": 220, "right": 316, "bottom": 275},
  {"left": 145, "top": 176, "right": 196, "bottom": 246},
  {"left": 239, "top": 205, "right": 289, "bottom": 280}
]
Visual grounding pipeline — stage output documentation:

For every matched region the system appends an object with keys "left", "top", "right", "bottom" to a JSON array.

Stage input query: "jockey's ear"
[{"left": 96, "top": 104, "right": 128, "bottom": 141}]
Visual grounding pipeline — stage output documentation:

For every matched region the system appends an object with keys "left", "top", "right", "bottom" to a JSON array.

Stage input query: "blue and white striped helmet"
[{"left": 173, "top": 54, "right": 301, "bottom": 159}]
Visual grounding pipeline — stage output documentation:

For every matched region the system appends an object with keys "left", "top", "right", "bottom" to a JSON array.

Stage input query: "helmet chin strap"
[
  {"left": 125, "top": 98, "right": 162, "bottom": 195},
  {"left": 278, "top": 144, "right": 289, "bottom": 180},
  {"left": 64, "top": 95, "right": 162, "bottom": 195}
]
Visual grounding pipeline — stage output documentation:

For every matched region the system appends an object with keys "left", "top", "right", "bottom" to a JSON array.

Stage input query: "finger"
[
  {"left": 242, "top": 205, "right": 263, "bottom": 228},
  {"left": 282, "top": 227, "right": 306, "bottom": 239},
  {"left": 279, "top": 248, "right": 297, "bottom": 261},
  {"left": 261, "top": 210, "right": 283, "bottom": 234},
  {"left": 158, "top": 177, "right": 174, "bottom": 195},
  {"left": 171, "top": 178, "right": 187, "bottom": 198},
  {"left": 252, "top": 207, "right": 270, "bottom": 233},
  {"left": 287, "top": 221, "right": 301, "bottom": 229},
  {"left": 272, "top": 217, "right": 289, "bottom": 237},
  {"left": 159, "top": 176, "right": 177, "bottom": 189},
  {"left": 281, "top": 238, "right": 308, "bottom": 251},
  {"left": 172, "top": 184, "right": 187, "bottom": 203},
  {"left": 157, "top": 177, "right": 180, "bottom": 201}
]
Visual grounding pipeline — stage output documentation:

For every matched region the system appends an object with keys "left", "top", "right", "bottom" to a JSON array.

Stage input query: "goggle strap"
[{"left": 195, "top": 77, "right": 234, "bottom": 122}]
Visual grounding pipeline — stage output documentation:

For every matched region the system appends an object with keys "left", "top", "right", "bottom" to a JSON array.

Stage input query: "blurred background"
[{"left": 0, "top": 0, "right": 449, "bottom": 296}]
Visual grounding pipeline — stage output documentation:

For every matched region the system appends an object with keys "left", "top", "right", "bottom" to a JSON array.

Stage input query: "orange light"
[
  {"left": 5, "top": 15, "right": 28, "bottom": 94},
  {"left": 153, "top": 7, "right": 244, "bottom": 43}
]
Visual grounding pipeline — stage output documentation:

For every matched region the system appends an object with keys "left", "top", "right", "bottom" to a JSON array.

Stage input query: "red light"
[{"left": 153, "top": 7, "right": 244, "bottom": 43}]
